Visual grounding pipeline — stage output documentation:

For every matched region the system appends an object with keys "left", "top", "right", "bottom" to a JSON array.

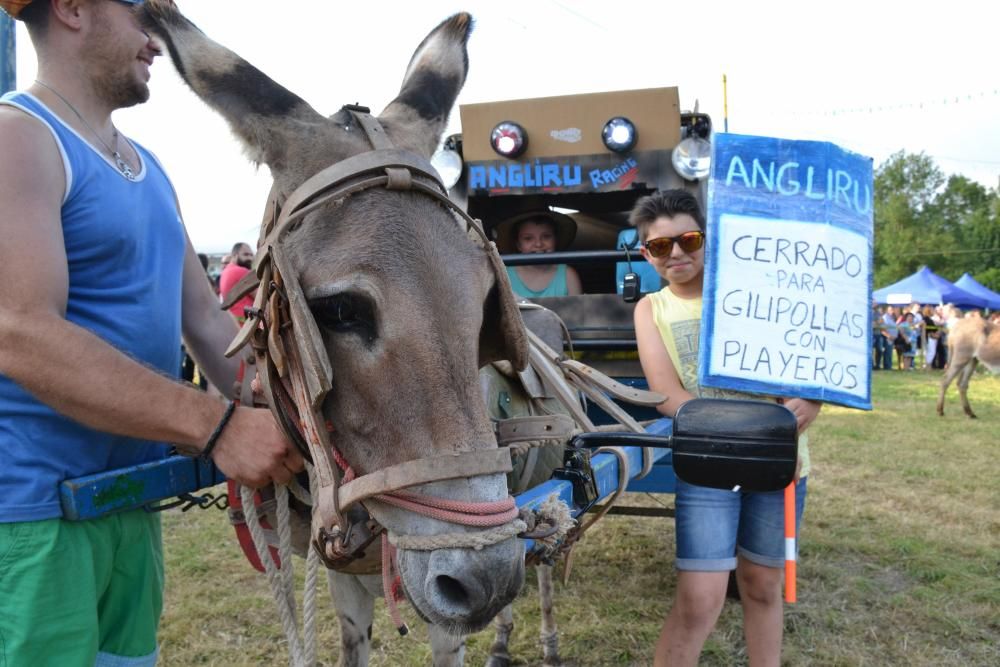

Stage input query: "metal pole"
[{"left": 0, "top": 12, "right": 15, "bottom": 95}]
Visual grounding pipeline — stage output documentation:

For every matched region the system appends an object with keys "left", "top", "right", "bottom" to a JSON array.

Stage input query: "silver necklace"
[{"left": 34, "top": 80, "right": 136, "bottom": 180}]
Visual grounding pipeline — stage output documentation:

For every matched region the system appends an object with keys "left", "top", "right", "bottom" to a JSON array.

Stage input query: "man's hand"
[
  {"left": 782, "top": 398, "right": 822, "bottom": 434},
  {"left": 210, "top": 406, "right": 304, "bottom": 488}
]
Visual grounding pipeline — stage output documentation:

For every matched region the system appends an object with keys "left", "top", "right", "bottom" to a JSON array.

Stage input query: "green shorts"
[{"left": 0, "top": 510, "right": 163, "bottom": 667}]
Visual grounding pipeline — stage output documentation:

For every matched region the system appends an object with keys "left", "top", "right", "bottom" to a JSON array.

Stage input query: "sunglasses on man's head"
[{"left": 644, "top": 231, "right": 705, "bottom": 258}]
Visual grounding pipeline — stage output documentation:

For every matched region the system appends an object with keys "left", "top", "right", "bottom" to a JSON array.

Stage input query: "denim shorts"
[{"left": 674, "top": 476, "right": 807, "bottom": 571}]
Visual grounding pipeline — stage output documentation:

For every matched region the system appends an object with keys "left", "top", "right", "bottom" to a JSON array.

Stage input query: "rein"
[{"left": 224, "top": 106, "right": 524, "bottom": 573}]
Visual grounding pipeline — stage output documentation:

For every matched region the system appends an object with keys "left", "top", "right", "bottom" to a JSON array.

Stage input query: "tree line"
[{"left": 874, "top": 151, "right": 1000, "bottom": 292}]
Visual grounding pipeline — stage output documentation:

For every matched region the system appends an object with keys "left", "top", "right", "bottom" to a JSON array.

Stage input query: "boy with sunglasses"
[{"left": 632, "top": 189, "right": 820, "bottom": 666}]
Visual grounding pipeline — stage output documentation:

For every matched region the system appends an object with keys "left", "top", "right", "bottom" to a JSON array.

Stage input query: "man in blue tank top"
[{"left": 0, "top": 2, "right": 303, "bottom": 665}]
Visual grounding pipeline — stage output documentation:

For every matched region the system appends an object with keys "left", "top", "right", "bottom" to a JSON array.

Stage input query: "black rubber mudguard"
[{"left": 672, "top": 398, "right": 797, "bottom": 493}]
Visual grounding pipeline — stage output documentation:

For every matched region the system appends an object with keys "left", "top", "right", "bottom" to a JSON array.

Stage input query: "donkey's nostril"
[{"left": 433, "top": 574, "right": 471, "bottom": 608}]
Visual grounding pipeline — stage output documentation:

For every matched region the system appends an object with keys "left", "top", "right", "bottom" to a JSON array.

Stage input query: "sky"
[{"left": 12, "top": 0, "right": 1000, "bottom": 253}]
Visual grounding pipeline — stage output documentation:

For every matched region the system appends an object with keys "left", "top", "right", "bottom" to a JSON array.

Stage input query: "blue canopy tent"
[
  {"left": 872, "top": 266, "right": 988, "bottom": 308},
  {"left": 954, "top": 273, "right": 1000, "bottom": 310}
]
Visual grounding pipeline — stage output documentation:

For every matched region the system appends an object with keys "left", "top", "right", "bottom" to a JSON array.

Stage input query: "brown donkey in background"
[{"left": 937, "top": 313, "right": 1000, "bottom": 418}]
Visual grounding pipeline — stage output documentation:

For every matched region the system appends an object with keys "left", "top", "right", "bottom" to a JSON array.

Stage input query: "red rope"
[
  {"left": 376, "top": 492, "right": 518, "bottom": 527},
  {"left": 381, "top": 535, "right": 408, "bottom": 635}
]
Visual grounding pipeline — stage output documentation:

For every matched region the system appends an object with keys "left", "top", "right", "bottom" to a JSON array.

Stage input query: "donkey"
[
  {"left": 140, "top": 2, "right": 527, "bottom": 664},
  {"left": 937, "top": 312, "right": 1000, "bottom": 418}
]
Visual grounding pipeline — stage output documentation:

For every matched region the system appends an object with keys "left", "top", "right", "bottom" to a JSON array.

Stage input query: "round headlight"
[
  {"left": 671, "top": 136, "right": 712, "bottom": 181},
  {"left": 490, "top": 121, "right": 528, "bottom": 158},
  {"left": 602, "top": 117, "right": 637, "bottom": 153},
  {"left": 430, "top": 147, "right": 464, "bottom": 190}
]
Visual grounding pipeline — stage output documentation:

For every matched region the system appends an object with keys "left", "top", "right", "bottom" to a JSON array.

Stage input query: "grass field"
[{"left": 158, "top": 370, "right": 1000, "bottom": 666}]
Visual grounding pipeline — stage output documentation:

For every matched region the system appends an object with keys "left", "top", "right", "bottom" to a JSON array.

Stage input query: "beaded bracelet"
[{"left": 200, "top": 400, "right": 237, "bottom": 462}]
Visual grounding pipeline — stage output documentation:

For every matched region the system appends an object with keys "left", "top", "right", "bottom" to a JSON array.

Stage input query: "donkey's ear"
[
  {"left": 378, "top": 13, "right": 473, "bottom": 158},
  {"left": 139, "top": 0, "right": 325, "bottom": 171}
]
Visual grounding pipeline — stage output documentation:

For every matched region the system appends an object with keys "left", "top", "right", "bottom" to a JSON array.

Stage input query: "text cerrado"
[{"left": 730, "top": 235, "right": 864, "bottom": 278}]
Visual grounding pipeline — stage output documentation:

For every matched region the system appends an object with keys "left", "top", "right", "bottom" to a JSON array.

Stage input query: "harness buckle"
[
  {"left": 313, "top": 516, "right": 381, "bottom": 570},
  {"left": 384, "top": 167, "right": 413, "bottom": 190},
  {"left": 341, "top": 103, "right": 371, "bottom": 114}
]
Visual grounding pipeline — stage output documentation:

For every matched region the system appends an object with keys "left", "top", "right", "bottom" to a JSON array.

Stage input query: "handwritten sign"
[{"left": 699, "top": 134, "right": 873, "bottom": 410}]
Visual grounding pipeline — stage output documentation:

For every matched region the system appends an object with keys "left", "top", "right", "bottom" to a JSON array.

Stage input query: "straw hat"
[{"left": 492, "top": 209, "right": 577, "bottom": 254}]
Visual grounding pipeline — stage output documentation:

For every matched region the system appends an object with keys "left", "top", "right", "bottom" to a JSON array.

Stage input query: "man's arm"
[
  {"left": 634, "top": 297, "right": 694, "bottom": 417},
  {"left": 0, "top": 109, "right": 299, "bottom": 487}
]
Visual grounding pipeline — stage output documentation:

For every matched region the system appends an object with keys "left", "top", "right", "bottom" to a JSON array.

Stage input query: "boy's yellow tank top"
[{"left": 647, "top": 286, "right": 810, "bottom": 477}]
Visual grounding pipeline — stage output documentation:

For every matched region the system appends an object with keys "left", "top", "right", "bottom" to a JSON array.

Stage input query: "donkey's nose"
[
  {"left": 399, "top": 538, "right": 525, "bottom": 631},
  {"left": 424, "top": 550, "right": 488, "bottom": 619}
]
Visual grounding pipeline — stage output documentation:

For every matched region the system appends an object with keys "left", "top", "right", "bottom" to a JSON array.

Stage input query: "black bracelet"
[{"left": 200, "top": 400, "right": 237, "bottom": 462}]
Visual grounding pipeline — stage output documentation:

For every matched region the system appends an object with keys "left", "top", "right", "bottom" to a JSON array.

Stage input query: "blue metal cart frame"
[{"left": 59, "top": 388, "right": 676, "bottom": 524}]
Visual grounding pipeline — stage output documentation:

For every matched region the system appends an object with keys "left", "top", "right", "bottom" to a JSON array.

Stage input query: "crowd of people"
[
  {"left": 180, "top": 244, "right": 257, "bottom": 392},
  {"left": 872, "top": 302, "right": 964, "bottom": 371}
]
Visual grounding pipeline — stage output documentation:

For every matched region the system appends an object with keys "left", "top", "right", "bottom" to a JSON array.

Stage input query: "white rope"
[
  {"left": 531, "top": 495, "right": 575, "bottom": 548},
  {"left": 274, "top": 485, "right": 298, "bottom": 628},
  {"left": 240, "top": 465, "right": 322, "bottom": 667},
  {"left": 389, "top": 519, "right": 528, "bottom": 551},
  {"left": 507, "top": 434, "right": 569, "bottom": 457},
  {"left": 287, "top": 475, "right": 313, "bottom": 505},
  {"left": 240, "top": 484, "right": 305, "bottom": 666},
  {"left": 302, "top": 464, "right": 320, "bottom": 667}
]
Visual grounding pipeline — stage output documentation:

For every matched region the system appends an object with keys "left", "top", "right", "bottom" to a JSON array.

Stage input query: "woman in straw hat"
[{"left": 494, "top": 209, "right": 582, "bottom": 298}]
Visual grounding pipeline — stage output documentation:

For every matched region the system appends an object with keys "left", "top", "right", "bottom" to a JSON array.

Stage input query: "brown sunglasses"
[{"left": 644, "top": 231, "right": 705, "bottom": 258}]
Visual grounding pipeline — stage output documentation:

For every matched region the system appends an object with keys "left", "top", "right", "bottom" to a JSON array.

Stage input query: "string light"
[{"left": 774, "top": 88, "right": 1000, "bottom": 118}]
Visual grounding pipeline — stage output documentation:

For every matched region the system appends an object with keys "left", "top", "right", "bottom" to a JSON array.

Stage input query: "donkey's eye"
[{"left": 310, "top": 293, "right": 377, "bottom": 343}]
